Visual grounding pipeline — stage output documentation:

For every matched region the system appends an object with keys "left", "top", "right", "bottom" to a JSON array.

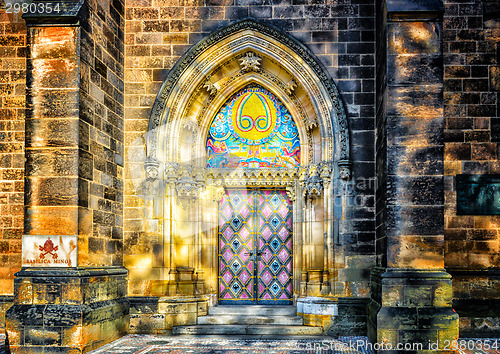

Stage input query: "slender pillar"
[{"left": 371, "top": 0, "right": 459, "bottom": 350}]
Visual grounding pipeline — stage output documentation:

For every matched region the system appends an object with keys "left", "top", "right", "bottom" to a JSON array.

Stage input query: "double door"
[{"left": 218, "top": 189, "right": 293, "bottom": 305}]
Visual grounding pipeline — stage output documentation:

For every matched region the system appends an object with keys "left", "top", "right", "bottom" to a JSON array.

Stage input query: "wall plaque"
[
  {"left": 456, "top": 174, "right": 500, "bottom": 215},
  {"left": 22, "top": 235, "right": 77, "bottom": 267}
]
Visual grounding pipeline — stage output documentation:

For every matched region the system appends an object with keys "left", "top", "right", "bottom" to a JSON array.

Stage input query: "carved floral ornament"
[
  {"left": 142, "top": 161, "right": 340, "bottom": 200},
  {"left": 239, "top": 51, "right": 261, "bottom": 71},
  {"left": 285, "top": 79, "right": 297, "bottom": 96}
]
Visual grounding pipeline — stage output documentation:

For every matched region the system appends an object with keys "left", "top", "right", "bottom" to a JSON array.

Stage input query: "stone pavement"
[
  {"left": 89, "top": 335, "right": 374, "bottom": 353},
  {"left": 1, "top": 333, "right": 499, "bottom": 353},
  {"left": 88, "top": 335, "right": 500, "bottom": 354}
]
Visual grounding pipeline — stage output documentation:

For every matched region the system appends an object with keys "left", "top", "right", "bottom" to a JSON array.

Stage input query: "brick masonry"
[{"left": 443, "top": 0, "right": 499, "bottom": 269}]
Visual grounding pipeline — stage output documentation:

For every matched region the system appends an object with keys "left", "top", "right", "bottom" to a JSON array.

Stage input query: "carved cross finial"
[
  {"left": 239, "top": 52, "right": 261, "bottom": 71},
  {"left": 285, "top": 79, "right": 297, "bottom": 95}
]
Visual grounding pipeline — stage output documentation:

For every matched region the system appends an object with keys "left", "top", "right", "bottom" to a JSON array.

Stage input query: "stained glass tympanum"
[{"left": 206, "top": 85, "right": 300, "bottom": 168}]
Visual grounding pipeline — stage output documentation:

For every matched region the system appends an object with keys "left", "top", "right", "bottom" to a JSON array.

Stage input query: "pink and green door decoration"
[{"left": 218, "top": 189, "right": 293, "bottom": 305}]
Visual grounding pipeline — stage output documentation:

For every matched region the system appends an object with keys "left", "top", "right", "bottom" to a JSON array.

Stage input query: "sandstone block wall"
[
  {"left": 0, "top": 10, "right": 25, "bottom": 295},
  {"left": 79, "top": 0, "right": 126, "bottom": 267},
  {"left": 123, "top": 0, "right": 378, "bottom": 297},
  {"left": 443, "top": 0, "right": 500, "bottom": 336}
]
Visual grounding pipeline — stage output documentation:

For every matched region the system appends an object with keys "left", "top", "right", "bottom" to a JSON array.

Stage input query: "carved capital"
[
  {"left": 144, "top": 160, "right": 159, "bottom": 181},
  {"left": 337, "top": 160, "right": 352, "bottom": 181},
  {"left": 213, "top": 186, "right": 226, "bottom": 202},
  {"left": 320, "top": 161, "right": 334, "bottom": 183},
  {"left": 165, "top": 162, "right": 178, "bottom": 183},
  {"left": 301, "top": 164, "right": 323, "bottom": 198},
  {"left": 285, "top": 187, "right": 296, "bottom": 202},
  {"left": 175, "top": 164, "right": 205, "bottom": 199}
]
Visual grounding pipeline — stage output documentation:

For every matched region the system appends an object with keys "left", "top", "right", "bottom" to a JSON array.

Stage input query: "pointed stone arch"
[
  {"left": 146, "top": 18, "right": 350, "bottom": 174},
  {"left": 138, "top": 19, "right": 354, "bottom": 301}
]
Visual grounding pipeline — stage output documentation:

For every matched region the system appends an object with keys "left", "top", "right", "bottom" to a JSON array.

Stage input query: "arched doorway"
[
  {"left": 136, "top": 19, "right": 351, "bottom": 307},
  {"left": 210, "top": 85, "right": 298, "bottom": 304}
]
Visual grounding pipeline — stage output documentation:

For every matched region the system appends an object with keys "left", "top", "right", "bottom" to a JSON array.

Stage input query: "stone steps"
[
  {"left": 198, "top": 314, "right": 303, "bottom": 325},
  {"left": 172, "top": 305, "right": 324, "bottom": 336},
  {"left": 208, "top": 305, "right": 297, "bottom": 316},
  {"left": 172, "top": 324, "right": 323, "bottom": 336}
]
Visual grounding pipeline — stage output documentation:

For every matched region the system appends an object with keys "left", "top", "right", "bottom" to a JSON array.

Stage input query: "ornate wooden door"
[
  {"left": 218, "top": 189, "right": 255, "bottom": 304},
  {"left": 218, "top": 189, "right": 293, "bottom": 305}
]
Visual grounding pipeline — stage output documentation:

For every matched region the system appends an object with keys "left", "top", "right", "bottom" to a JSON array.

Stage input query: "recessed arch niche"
[{"left": 140, "top": 18, "right": 351, "bottom": 302}]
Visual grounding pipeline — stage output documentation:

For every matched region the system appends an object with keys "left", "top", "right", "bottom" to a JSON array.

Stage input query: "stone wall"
[
  {"left": 123, "top": 0, "right": 377, "bottom": 299},
  {"left": 5, "top": 267, "right": 128, "bottom": 352},
  {"left": 129, "top": 296, "right": 207, "bottom": 334},
  {"left": 443, "top": 0, "right": 500, "bottom": 336},
  {"left": 78, "top": 0, "right": 125, "bottom": 267},
  {"left": 0, "top": 10, "right": 26, "bottom": 295},
  {"left": 374, "top": 0, "right": 387, "bottom": 271}
]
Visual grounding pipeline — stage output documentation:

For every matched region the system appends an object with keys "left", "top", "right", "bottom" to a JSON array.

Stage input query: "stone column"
[
  {"left": 5, "top": 3, "right": 128, "bottom": 352},
  {"left": 371, "top": 0, "right": 459, "bottom": 350},
  {"left": 24, "top": 17, "right": 80, "bottom": 265}
]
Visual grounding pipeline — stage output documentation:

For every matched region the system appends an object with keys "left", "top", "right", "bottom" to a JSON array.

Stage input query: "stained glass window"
[{"left": 206, "top": 85, "right": 300, "bottom": 168}]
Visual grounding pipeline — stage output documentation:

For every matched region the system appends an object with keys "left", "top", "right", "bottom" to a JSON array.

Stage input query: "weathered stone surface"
[
  {"left": 386, "top": 176, "right": 444, "bottom": 206},
  {"left": 388, "top": 54, "right": 443, "bottom": 85},
  {"left": 25, "top": 206, "right": 79, "bottom": 235},
  {"left": 25, "top": 118, "right": 79, "bottom": 148},
  {"left": 388, "top": 21, "right": 440, "bottom": 55},
  {"left": 25, "top": 149, "right": 78, "bottom": 177},
  {"left": 386, "top": 85, "right": 443, "bottom": 119},
  {"left": 6, "top": 267, "right": 129, "bottom": 351},
  {"left": 29, "top": 26, "right": 76, "bottom": 52},
  {"left": 25, "top": 177, "right": 78, "bottom": 206}
]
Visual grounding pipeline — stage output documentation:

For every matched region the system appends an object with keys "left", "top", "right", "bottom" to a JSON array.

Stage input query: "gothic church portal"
[{"left": 0, "top": 0, "right": 498, "bottom": 352}]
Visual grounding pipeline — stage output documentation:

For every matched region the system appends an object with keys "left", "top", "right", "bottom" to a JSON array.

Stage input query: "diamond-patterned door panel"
[
  {"left": 218, "top": 189, "right": 293, "bottom": 305},
  {"left": 219, "top": 190, "right": 255, "bottom": 304},
  {"left": 256, "top": 190, "right": 293, "bottom": 304}
]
